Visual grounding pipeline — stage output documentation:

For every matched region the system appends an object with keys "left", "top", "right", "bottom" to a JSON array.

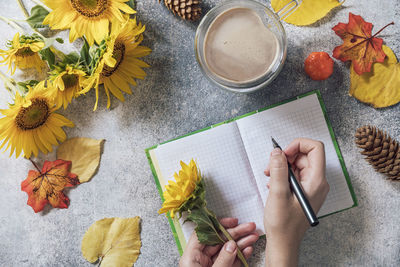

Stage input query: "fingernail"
[
  {"left": 225, "top": 240, "right": 236, "bottom": 253},
  {"left": 271, "top": 148, "right": 281, "bottom": 155}
]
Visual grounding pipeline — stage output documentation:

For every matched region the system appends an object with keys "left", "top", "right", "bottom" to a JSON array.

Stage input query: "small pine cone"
[
  {"left": 159, "top": 0, "right": 202, "bottom": 21},
  {"left": 355, "top": 125, "right": 400, "bottom": 181}
]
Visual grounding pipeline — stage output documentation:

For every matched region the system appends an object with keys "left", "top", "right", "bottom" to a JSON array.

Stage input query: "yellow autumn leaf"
[
  {"left": 350, "top": 45, "right": 400, "bottom": 108},
  {"left": 271, "top": 0, "right": 343, "bottom": 26},
  {"left": 57, "top": 137, "right": 104, "bottom": 183},
  {"left": 81, "top": 217, "right": 141, "bottom": 267}
]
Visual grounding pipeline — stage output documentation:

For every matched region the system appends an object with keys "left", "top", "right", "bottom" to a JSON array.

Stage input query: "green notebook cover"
[{"left": 145, "top": 90, "right": 358, "bottom": 255}]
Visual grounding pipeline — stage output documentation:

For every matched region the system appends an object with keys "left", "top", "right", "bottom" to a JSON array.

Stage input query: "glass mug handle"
[{"left": 275, "top": 0, "right": 345, "bottom": 21}]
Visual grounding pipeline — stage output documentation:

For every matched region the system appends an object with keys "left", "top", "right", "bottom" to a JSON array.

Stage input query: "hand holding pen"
[
  {"left": 271, "top": 137, "right": 319, "bottom": 226},
  {"left": 264, "top": 138, "right": 330, "bottom": 267}
]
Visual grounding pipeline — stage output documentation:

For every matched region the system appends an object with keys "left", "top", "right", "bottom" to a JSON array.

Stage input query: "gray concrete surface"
[{"left": 0, "top": 0, "right": 399, "bottom": 266}]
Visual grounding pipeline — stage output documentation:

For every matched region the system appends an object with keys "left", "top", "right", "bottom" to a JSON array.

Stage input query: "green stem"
[
  {"left": 34, "top": 29, "right": 46, "bottom": 40},
  {"left": 8, "top": 18, "right": 28, "bottom": 23},
  {"left": 204, "top": 207, "right": 249, "bottom": 267},
  {"left": 0, "top": 6, "right": 47, "bottom": 41},
  {"left": 0, "top": 15, "right": 25, "bottom": 33},
  {"left": 217, "top": 222, "right": 249, "bottom": 267},
  {"left": 2, "top": 16, "right": 55, "bottom": 51},
  {"left": 17, "top": 0, "right": 49, "bottom": 39},
  {"left": 6, "top": 15, "right": 49, "bottom": 44},
  {"left": 16, "top": 0, "right": 29, "bottom": 18},
  {"left": 0, "top": 70, "right": 18, "bottom": 97},
  {"left": 198, "top": 206, "right": 225, "bottom": 243},
  {"left": 50, "top": 46, "right": 66, "bottom": 60}
]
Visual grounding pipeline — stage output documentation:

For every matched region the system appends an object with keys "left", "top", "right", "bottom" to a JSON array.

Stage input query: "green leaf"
[
  {"left": 80, "top": 39, "right": 91, "bottom": 66},
  {"left": 26, "top": 5, "right": 49, "bottom": 29},
  {"left": 178, "top": 179, "right": 206, "bottom": 216},
  {"left": 186, "top": 207, "right": 224, "bottom": 246},
  {"left": 39, "top": 47, "right": 55, "bottom": 68},
  {"left": 127, "top": 0, "right": 136, "bottom": 10},
  {"left": 17, "top": 80, "right": 39, "bottom": 93},
  {"left": 64, "top": 52, "right": 80, "bottom": 65},
  {"left": 55, "top": 38, "right": 64, "bottom": 44}
]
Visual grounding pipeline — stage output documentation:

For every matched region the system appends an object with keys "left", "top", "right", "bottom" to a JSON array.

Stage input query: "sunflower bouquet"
[
  {"left": 0, "top": 0, "right": 151, "bottom": 158},
  {"left": 158, "top": 160, "right": 249, "bottom": 267}
]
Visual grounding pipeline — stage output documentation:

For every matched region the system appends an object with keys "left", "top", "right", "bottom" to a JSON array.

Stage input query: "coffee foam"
[{"left": 204, "top": 8, "right": 279, "bottom": 83}]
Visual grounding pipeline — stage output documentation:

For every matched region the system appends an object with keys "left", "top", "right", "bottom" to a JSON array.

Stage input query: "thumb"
[
  {"left": 269, "top": 148, "right": 290, "bottom": 197},
  {"left": 213, "top": 240, "right": 237, "bottom": 267}
]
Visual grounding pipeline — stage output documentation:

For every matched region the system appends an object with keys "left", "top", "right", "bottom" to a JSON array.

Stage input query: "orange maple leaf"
[
  {"left": 21, "top": 159, "right": 79, "bottom": 213},
  {"left": 332, "top": 13, "right": 394, "bottom": 75}
]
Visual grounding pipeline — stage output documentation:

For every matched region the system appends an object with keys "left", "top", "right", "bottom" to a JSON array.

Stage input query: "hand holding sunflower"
[{"left": 158, "top": 160, "right": 250, "bottom": 267}]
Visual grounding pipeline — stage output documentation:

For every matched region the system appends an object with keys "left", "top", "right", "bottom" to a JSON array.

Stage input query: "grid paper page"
[
  {"left": 236, "top": 94, "right": 354, "bottom": 217},
  {"left": 154, "top": 123, "right": 265, "bottom": 242}
]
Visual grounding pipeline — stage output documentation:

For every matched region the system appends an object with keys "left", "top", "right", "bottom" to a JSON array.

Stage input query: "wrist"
[{"left": 265, "top": 236, "right": 301, "bottom": 267}]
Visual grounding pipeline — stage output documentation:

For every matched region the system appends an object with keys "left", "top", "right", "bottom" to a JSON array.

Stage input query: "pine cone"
[
  {"left": 159, "top": 0, "right": 202, "bottom": 21},
  {"left": 355, "top": 125, "right": 400, "bottom": 181}
]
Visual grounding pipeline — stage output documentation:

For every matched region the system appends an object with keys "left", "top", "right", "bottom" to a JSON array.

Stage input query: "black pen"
[{"left": 271, "top": 137, "right": 319, "bottom": 227}]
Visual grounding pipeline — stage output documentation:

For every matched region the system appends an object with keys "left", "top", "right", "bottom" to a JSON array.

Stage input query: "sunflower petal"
[
  {"left": 105, "top": 78, "right": 125, "bottom": 102},
  {"left": 114, "top": 2, "right": 136, "bottom": 14}
]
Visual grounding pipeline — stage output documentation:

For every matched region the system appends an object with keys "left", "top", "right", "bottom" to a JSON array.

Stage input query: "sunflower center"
[
  {"left": 15, "top": 98, "right": 50, "bottom": 130},
  {"left": 15, "top": 47, "right": 35, "bottom": 57},
  {"left": 70, "top": 0, "right": 108, "bottom": 17},
  {"left": 101, "top": 41, "right": 125, "bottom": 77},
  {"left": 62, "top": 74, "right": 79, "bottom": 89}
]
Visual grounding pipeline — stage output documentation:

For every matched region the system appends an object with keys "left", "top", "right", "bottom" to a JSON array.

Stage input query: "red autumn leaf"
[
  {"left": 332, "top": 13, "right": 394, "bottom": 75},
  {"left": 21, "top": 159, "right": 79, "bottom": 213}
]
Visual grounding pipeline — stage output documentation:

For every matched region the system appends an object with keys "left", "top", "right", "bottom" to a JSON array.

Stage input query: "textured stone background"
[{"left": 0, "top": 0, "right": 399, "bottom": 266}]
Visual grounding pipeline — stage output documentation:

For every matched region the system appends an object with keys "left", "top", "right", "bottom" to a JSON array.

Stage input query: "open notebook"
[{"left": 146, "top": 91, "right": 357, "bottom": 255}]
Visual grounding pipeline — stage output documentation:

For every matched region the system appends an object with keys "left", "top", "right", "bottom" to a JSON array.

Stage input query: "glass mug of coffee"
[{"left": 195, "top": 0, "right": 291, "bottom": 93}]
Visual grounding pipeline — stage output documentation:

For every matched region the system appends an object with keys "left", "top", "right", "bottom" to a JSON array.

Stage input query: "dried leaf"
[
  {"left": 332, "top": 13, "right": 393, "bottom": 75},
  {"left": 350, "top": 45, "right": 400, "bottom": 108},
  {"left": 81, "top": 217, "right": 141, "bottom": 267},
  {"left": 57, "top": 137, "right": 104, "bottom": 183},
  {"left": 21, "top": 160, "right": 79, "bottom": 213},
  {"left": 271, "top": 0, "right": 342, "bottom": 26}
]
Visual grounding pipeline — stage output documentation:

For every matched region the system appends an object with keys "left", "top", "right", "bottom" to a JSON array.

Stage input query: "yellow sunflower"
[
  {"left": 80, "top": 18, "right": 151, "bottom": 110},
  {"left": 48, "top": 65, "right": 87, "bottom": 109},
  {"left": 42, "top": 0, "right": 135, "bottom": 45},
  {"left": 158, "top": 160, "right": 202, "bottom": 218},
  {"left": 0, "top": 81, "right": 74, "bottom": 158},
  {"left": 0, "top": 33, "right": 45, "bottom": 75}
]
